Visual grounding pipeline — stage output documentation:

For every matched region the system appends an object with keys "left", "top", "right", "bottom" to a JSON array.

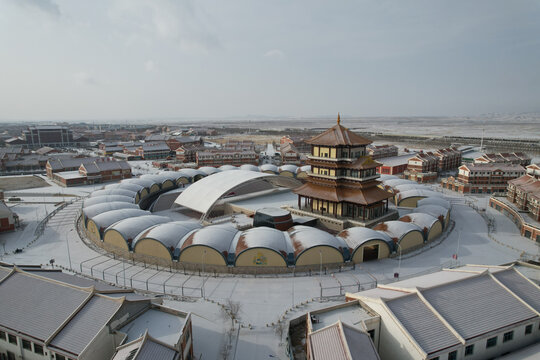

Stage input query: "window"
[
  {"left": 34, "top": 344, "right": 44, "bottom": 355},
  {"left": 486, "top": 336, "right": 497, "bottom": 348},
  {"left": 465, "top": 344, "right": 474, "bottom": 356},
  {"left": 368, "top": 329, "right": 375, "bottom": 340},
  {"left": 56, "top": 354, "right": 66, "bottom": 360},
  {"left": 525, "top": 324, "right": 533, "bottom": 335},
  {"left": 503, "top": 331, "right": 514, "bottom": 342},
  {"left": 8, "top": 334, "right": 17, "bottom": 344},
  {"left": 448, "top": 351, "right": 457, "bottom": 360},
  {"left": 22, "top": 339, "right": 32, "bottom": 350},
  {"left": 0, "top": 330, "right": 5, "bottom": 341}
]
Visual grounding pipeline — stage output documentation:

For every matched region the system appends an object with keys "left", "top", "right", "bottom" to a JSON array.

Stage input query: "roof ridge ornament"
[{"left": 337, "top": 112, "right": 340, "bottom": 125}]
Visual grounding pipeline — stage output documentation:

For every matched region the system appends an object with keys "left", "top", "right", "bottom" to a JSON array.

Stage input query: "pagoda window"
[
  {"left": 329, "top": 169, "right": 336, "bottom": 176},
  {"left": 330, "top": 148, "right": 337, "bottom": 158},
  {"left": 313, "top": 146, "right": 320, "bottom": 157}
]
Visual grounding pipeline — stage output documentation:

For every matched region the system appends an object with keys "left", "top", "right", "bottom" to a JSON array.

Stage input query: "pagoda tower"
[{"left": 293, "top": 114, "right": 392, "bottom": 222}]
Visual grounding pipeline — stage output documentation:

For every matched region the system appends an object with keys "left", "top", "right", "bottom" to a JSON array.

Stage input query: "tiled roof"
[{"left": 306, "top": 123, "right": 372, "bottom": 146}]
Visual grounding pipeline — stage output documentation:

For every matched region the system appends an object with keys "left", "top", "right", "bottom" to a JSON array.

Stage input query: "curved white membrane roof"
[
  {"left": 417, "top": 197, "right": 451, "bottom": 210},
  {"left": 83, "top": 195, "right": 135, "bottom": 208},
  {"left": 337, "top": 227, "right": 394, "bottom": 252},
  {"left": 83, "top": 202, "right": 140, "bottom": 220}
]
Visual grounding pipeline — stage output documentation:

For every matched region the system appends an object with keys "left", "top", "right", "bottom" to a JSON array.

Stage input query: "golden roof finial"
[{"left": 337, "top": 112, "right": 340, "bottom": 125}]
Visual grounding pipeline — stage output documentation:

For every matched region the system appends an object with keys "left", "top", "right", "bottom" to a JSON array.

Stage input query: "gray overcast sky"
[{"left": 1, "top": 0, "right": 539, "bottom": 121}]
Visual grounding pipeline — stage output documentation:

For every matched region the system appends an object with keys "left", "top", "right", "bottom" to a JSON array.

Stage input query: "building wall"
[
  {"left": 399, "top": 231, "right": 424, "bottom": 252},
  {"left": 235, "top": 248, "right": 287, "bottom": 267},
  {"left": 351, "top": 240, "right": 391, "bottom": 263},
  {"left": 79, "top": 324, "right": 117, "bottom": 360},
  {"left": 0, "top": 332, "right": 50, "bottom": 360},
  {"left": 103, "top": 230, "right": 131, "bottom": 253},
  {"left": 295, "top": 247, "right": 343, "bottom": 266},
  {"left": 398, "top": 196, "right": 426, "bottom": 207},
  {"left": 86, "top": 220, "right": 103, "bottom": 243},
  {"left": 179, "top": 246, "right": 227, "bottom": 266},
  {"left": 134, "top": 240, "right": 173, "bottom": 262},
  {"left": 427, "top": 222, "right": 443, "bottom": 242}
]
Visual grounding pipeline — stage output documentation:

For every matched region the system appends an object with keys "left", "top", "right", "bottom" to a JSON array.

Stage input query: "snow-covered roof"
[
  {"left": 260, "top": 164, "right": 278, "bottom": 173},
  {"left": 140, "top": 174, "right": 177, "bottom": 185},
  {"left": 239, "top": 164, "right": 260, "bottom": 172},
  {"left": 373, "top": 221, "right": 422, "bottom": 240},
  {"left": 393, "top": 184, "right": 426, "bottom": 193},
  {"left": 121, "top": 178, "right": 156, "bottom": 189},
  {"left": 176, "top": 168, "right": 205, "bottom": 179},
  {"left": 382, "top": 178, "right": 416, "bottom": 187},
  {"left": 198, "top": 166, "right": 221, "bottom": 175},
  {"left": 288, "top": 226, "right": 347, "bottom": 257},
  {"left": 83, "top": 202, "right": 140, "bottom": 220},
  {"left": 179, "top": 225, "right": 239, "bottom": 255},
  {"left": 337, "top": 227, "right": 394, "bottom": 252},
  {"left": 83, "top": 195, "right": 135, "bottom": 208},
  {"left": 90, "top": 188, "right": 137, "bottom": 199},
  {"left": 297, "top": 165, "right": 311, "bottom": 173},
  {"left": 133, "top": 221, "right": 201, "bottom": 250},
  {"left": 399, "top": 213, "right": 439, "bottom": 231},
  {"left": 279, "top": 164, "right": 298, "bottom": 173},
  {"left": 219, "top": 165, "right": 238, "bottom": 171},
  {"left": 174, "top": 170, "right": 300, "bottom": 216},
  {"left": 233, "top": 227, "right": 291, "bottom": 258},
  {"left": 89, "top": 209, "right": 150, "bottom": 231},
  {"left": 414, "top": 205, "right": 449, "bottom": 219},
  {"left": 104, "top": 183, "right": 145, "bottom": 193},
  {"left": 105, "top": 215, "right": 171, "bottom": 242},
  {"left": 397, "top": 189, "right": 443, "bottom": 203},
  {"left": 417, "top": 197, "right": 451, "bottom": 210}
]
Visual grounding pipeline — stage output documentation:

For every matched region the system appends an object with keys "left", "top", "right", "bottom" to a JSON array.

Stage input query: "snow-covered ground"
[{"left": 1, "top": 180, "right": 539, "bottom": 359}]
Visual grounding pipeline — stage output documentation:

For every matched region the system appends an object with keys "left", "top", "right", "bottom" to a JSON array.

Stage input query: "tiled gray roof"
[
  {"left": 386, "top": 293, "right": 460, "bottom": 354},
  {"left": 135, "top": 338, "right": 177, "bottom": 360},
  {"left": 0, "top": 272, "right": 89, "bottom": 340},
  {"left": 49, "top": 295, "right": 123, "bottom": 356},
  {"left": 309, "top": 323, "right": 349, "bottom": 360},
  {"left": 421, "top": 274, "right": 537, "bottom": 340},
  {"left": 342, "top": 323, "right": 380, "bottom": 360},
  {"left": 493, "top": 269, "right": 540, "bottom": 312},
  {"left": 0, "top": 267, "right": 11, "bottom": 282},
  {"left": 26, "top": 269, "right": 121, "bottom": 292}
]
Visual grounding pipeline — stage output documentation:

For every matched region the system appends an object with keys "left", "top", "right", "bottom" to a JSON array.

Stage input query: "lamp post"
[
  {"left": 202, "top": 250, "right": 207, "bottom": 299},
  {"left": 65, "top": 229, "right": 73, "bottom": 270},
  {"left": 292, "top": 266, "right": 295, "bottom": 308},
  {"left": 395, "top": 243, "right": 402, "bottom": 280},
  {"left": 319, "top": 250, "right": 323, "bottom": 277}
]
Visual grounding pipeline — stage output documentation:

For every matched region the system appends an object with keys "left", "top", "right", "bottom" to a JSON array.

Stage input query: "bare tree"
[
  {"left": 222, "top": 299, "right": 241, "bottom": 328},
  {"left": 274, "top": 321, "right": 286, "bottom": 344}
]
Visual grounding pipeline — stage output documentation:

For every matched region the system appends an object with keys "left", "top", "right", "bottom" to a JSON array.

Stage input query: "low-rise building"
[
  {"left": 0, "top": 265, "right": 193, "bottom": 360},
  {"left": 441, "top": 163, "right": 525, "bottom": 194},
  {"left": 175, "top": 144, "right": 206, "bottom": 163},
  {"left": 376, "top": 154, "right": 415, "bottom": 175},
  {"left": 48, "top": 158, "right": 132, "bottom": 186},
  {"left": 344, "top": 264, "right": 540, "bottom": 360},
  {"left": 280, "top": 136, "right": 310, "bottom": 154},
  {"left": 127, "top": 142, "right": 171, "bottom": 160},
  {"left": 475, "top": 152, "right": 531, "bottom": 167},
  {"left": 367, "top": 144, "right": 398, "bottom": 159},
  {"left": 280, "top": 142, "right": 302, "bottom": 165},
  {"left": 0, "top": 201, "right": 19, "bottom": 232},
  {"left": 196, "top": 150, "right": 258, "bottom": 167},
  {"left": 433, "top": 147, "right": 462, "bottom": 172}
]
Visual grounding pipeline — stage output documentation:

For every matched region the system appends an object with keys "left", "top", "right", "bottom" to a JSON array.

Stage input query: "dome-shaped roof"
[
  {"left": 105, "top": 215, "right": 171, "bottom": 242},
  {"left": 239, "top": 164, "right": 260, "bottom": 172},
  {"left": 337, "top": 227, "right": 394, "bottom": 251},
  {"left": 140, "top": 174, "right": 176, "bottom": 185},
  {"left": 279, "top": 164, "right": 298, "bottom": 173},
  {"left": 121, "top": 178, "right": 156, "bottom": 188},
  {"left": 287, "top": 226, "right": 347, "bottom": 256},
  {"left": 414, "top": 205, "right": 449, "bottom": 219},
  {"left": 397, "top": 189, "right": 443, "bottom": 203},
  {"left": 83, "top": 202, "right": 140, "bottom": 220},
  {"left": 417, "top": 197, "right": 451, "bottom": 210},
  {"left": 219, "top": 165, "right": 238, "bottom": 171},
  {"left": 399, "top": 213, "right": 439, "bottom": 230},
  {"left": 90, "top": 188, "right": 137, "bottom": 199},
  {"left": 234, "top": 227, "right": 291, "bottom": 257},
  {"left": 382, "top": 178, "right": 416, "bottom": 188},
  {"left": 260, "top": 164, "right": 278, "bottom": 173},
  {"left": 83, "top": 195, "right": 135, "bottom": 208},
  {"left": 179, "top": 225, "right": 239, "bottom": 255},
  {"left": 133, "top": 221, "right": 201, "bottom": 249},
  {"left": 297, "top": 165, "right": 311, "bottom": 174},
  {"left": 393, "top": 183, "right": 427, "bottom": 193},
  {"left": 198, "top": 167, "right": 221, "bottom": 175},
  {"left": 177, "top": 168, "right": 206, "bottom": 179},
  {"left": 378, "top": 174, "right": 399, "bottom": 181},
  {"left": 373, "top": 221, "right": 422, "bottom": 241},
  {"left": 105, "top": 183, "right": 145, "bottom": 193},
  {"left": 90, "top": 209, "right": 150, "bottom": 230}
]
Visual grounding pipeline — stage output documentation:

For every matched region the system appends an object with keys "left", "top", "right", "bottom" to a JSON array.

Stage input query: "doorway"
[{"left": 363, "top": 245, "right": 379, "bottom": 261}]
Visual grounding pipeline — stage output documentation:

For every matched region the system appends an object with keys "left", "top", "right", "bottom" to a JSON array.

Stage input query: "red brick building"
[
  {"left": 175, "top": 144, "right": 206, "bottom": 163},
  {"left": 433, "top": 147, "right": 462, "bottom": 172},
  {"left": 376, "top": 154, "right": 415, "bottom": 175},
  {"left": 440, "top": 163, "right": 525, "bottom": 194},
  {"left": 0, "top": 200, "right": 19, "bottom": 232},
  {"left": 280, "top": 142, "right": 302, "bottom": 165},
  {"left": 474, "top": 152, "right": 531, "bottom": 167},
  {"left": 49, "top": 158, "right": 132, "bottom": 186},
  {"left": 196, "top": 150, "right": 258, "bottom": 167}
]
